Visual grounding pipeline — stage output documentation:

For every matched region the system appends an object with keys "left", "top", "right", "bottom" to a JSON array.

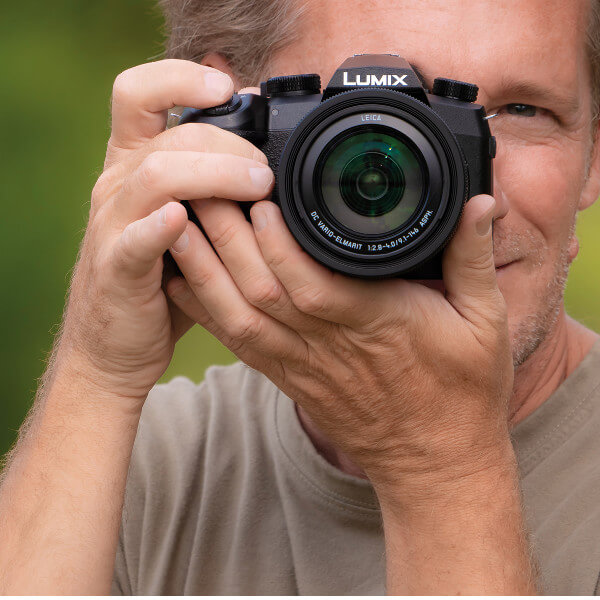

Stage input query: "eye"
[{"left": 506, "top": 104, "right": 538, "bottom": 117}]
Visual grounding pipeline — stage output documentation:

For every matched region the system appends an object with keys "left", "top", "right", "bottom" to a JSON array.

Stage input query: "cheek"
[
  {"left": 491, "top": 140, "right": 584, "bottom": 330},
  {"left": 494, "top": 141, "right": 581, "bottom": 246}
]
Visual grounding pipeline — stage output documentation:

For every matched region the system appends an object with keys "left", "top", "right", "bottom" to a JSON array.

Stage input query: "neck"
[
  {"left": 509, "top": 309, "right": 598, "bottom": 425},
  {"left": 296, "top": 310, "right": 598, "bottom": 480}
]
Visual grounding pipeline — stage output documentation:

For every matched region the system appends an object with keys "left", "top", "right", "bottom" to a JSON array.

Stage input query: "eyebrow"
[
  {"left": 410, "top": 61, "right": 581, "bottom": 116},
  {"left": 496, "top": 77, "right": 581, "bottom": 115}
]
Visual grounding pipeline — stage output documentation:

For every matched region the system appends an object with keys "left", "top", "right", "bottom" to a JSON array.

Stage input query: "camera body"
[{"left": 178, "top": 54, "right": 495, "bottom": 278}]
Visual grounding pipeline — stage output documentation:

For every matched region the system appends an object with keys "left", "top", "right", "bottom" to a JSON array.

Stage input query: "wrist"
[
  {"left": 371, "top": 434, "right": 518, "bottom": 515},
  {"left": 374, "top": 440, "right": 537, "bottom": 594},
  {"left": 33, "top": 348, "right": 149, "bottom": 438},
  {"left": 51, "top": 341, "right": 152, "bottom": 410}
]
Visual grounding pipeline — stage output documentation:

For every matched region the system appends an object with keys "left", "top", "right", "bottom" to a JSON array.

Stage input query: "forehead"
[{"left": 272, "top": 0, "right": 589, "bottom": 96}]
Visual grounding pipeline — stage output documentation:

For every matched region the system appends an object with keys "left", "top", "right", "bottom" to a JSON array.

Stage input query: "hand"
[
  {"left": 56, "top": 59, "right": 274, "bottom": 401},
  {"left": 166, "top": 192, "right": 513, "bottom": 494}
]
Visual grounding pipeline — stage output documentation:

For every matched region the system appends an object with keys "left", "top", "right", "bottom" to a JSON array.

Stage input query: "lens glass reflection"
[{"left": 318, "top": 128, "right": 425, "bottom": 236}]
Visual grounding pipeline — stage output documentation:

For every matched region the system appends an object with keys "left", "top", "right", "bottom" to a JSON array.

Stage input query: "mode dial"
[
  {"left": 203, "top": 93, "right": 242, "bottom": 116},
  {"left": 432, "top": 78, "right": 479, "bottom": 103},
  {"left": 266, "top": 74, "right": 321, "bottom": 97}
]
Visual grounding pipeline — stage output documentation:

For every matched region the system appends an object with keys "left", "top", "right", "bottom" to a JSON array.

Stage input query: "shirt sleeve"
[{"left": 111, "top": 524, "right": 132, "bottom": 595}]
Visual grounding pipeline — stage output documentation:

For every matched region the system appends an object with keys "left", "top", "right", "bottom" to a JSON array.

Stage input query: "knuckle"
[
  {"left": 226, "top": 311, "right": 263, "bottom": 344},
  {"left": 209, "top": 219, "right": 239, "bottom": 250},
  {"left": 119, "top": 222, "right": 137, "bottom": 256},
  {"left": 194, "top": 123, "right": 220, "bottom": 143},
  {"left": 111, "top": 69, "right": 138, "bottom": 106},
  {"left": 265, "top": 249, "right": 288, "bottom": 272},
  {"left": 245, "top": 274, "right": 285, "bottom": 309},
  {"left": 187, "top": 264, "right": 215, "bottom": 291},
  {"left": 136, "top": 152, "right": 168, "bottom": 191},
  {"left": 189, "top": 153, "right": 214, "bottom": 182},
  {"left": 111, "top": 236, "right": 133, "bottom": 273},
  {"left": 91, "top": 171, "right": 115, "bottom": 208},
  {"left": 173, "top": 122, "right": 218, "bottom": 150},
  {"left": 87, "top": 205, "right": 107, "bottom": 241},
  {"left": 291, "top": 282, "right": 327, "bottom": 315},
  {"left": 170, "top": 122, "right": 207, "bottom": 149}
]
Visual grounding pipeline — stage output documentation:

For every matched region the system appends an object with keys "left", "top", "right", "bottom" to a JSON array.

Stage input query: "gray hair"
[
  {"left": 158, "top": 0, "right": 306, "bottom": 87},
  {"left": 159, "top": 0, "right": 600, "bottom": 126}
]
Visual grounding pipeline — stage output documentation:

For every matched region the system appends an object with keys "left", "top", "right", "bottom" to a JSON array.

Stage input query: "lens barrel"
[{"left": 277, "top": 89, "right": 468, "bottom": 278}]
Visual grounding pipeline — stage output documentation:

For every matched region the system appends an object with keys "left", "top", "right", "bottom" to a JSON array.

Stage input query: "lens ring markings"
[{"left": 278, "top": 89, "right": 468, "bottom": 277}]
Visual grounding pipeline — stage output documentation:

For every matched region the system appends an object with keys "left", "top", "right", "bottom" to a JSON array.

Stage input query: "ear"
[
  {"left": 579, "top": 123, "right": 600, "bottom": 211},
  {"left": 200, "top": 53, "right": 241, "bottom": 89}
]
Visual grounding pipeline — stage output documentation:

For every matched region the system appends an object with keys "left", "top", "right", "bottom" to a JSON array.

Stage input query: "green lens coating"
[
  {"left": 340, "top": 152, "right": 405, "bottom": 217},
  {"left": 356, "top": 168, "right": 388, "bottom": 201},
  {"left": 318, "top": 128, "right": 425, "bottom": 236}
]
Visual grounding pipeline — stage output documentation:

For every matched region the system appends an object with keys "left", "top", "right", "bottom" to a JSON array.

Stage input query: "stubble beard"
[{"left": 507, "top": 221, "right": 576, "bottom": 368}]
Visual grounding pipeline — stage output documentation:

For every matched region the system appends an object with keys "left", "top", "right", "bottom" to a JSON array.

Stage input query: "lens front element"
[
  {"left": 340, "top": 152, "right": 404, "bottom": 216},
  {"left": 318, "top": 129, "right": 424, "bottom": 236},
  {"left": 279, "top": 90, "right": 467, "bottom": 277}
]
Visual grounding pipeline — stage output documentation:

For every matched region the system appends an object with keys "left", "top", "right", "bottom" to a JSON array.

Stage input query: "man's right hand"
[
  {"left": 0, "top": 60, "right": 274, "bottom": 595},
  {"left": 58, "top": 59, "right": 274, "bottom": 401}
]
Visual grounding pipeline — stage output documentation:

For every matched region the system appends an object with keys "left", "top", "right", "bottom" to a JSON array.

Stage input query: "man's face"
[{"left": 269, "top": 0, "right": 600, "bottom": 366}]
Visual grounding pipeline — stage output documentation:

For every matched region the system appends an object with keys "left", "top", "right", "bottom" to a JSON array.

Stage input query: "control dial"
[
  {"left": 432, "top": 78, "right": 479, "bottom": 103},
  {"left": 203, "top": 93, "right": 242, "bottom": 116},
  {"left": 266, "top": 74, "right": 321, "bottom": 97}
]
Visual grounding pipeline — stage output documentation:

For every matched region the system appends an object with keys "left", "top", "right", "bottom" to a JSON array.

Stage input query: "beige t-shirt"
[{"left": 112, "top": 341, "right": 600, "bottom": 595}]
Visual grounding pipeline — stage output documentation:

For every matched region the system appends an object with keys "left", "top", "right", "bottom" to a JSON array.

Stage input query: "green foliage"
[
  {"left": 0, "top": 0, "right": 598, "bottom": 457},
  {"left": 0, "top": 0, "right": 236, "bottom": 458}
]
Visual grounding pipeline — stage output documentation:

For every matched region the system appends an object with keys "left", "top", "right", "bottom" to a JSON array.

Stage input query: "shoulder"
[
  {"left": 514, "top": 339, "right": 600, "bottom": 594},
  {"left": 115, "top": 363, "right": 283, "bottom": 594}
]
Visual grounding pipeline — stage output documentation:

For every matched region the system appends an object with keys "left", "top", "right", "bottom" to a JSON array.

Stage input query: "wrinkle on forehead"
[{"left": 276, "top": 0, "right": 590, "bottom": 104}]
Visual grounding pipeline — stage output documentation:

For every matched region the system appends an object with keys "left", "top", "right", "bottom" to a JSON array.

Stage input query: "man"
[{"left": 1, "top": 0, "right": 599, "bottom": 594}]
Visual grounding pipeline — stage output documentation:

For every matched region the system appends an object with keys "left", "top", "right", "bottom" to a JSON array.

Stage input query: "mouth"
[{"left": 495, "top": 260, "right": 518, "bottom": 271}]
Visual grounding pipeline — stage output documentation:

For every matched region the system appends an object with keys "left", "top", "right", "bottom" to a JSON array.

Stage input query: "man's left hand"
[{"left": 167, "top": 192, "right": 513, "bottom": 499}]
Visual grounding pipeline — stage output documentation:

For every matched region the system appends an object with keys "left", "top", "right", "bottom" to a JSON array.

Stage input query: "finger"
[
  {"left": 442, "top": 194, "right": 505, "bottom": 326},
  {"left": 91, "top": 123, "right": 269, "bottom": 214},
  {"left": 190, "top": 198, "right": 325, "bottom": 335},
  {"left": 168, "top": 220, "right": 309, "bottom": 364},
  {"left": 251, "top": 201, "right": 407, "bottom": 328},
  {"left": 167, "top": 276, "right": 281, "bottom": 372},
  {"left": 134, "top": 121, "right": 269, "bottom": 166},
  {"left": 238, "top": 86, "right": 262, "bottom": 95},
  {"left": 107, "top": 60, "right": 234, "bottom": 164},
  {"left": 113, "top": 151, "right": 273, "bottom": 225},
  {"left": 111, "top": 200, "right": 188, "bottom": 281},
  {"left": 167, "top": 294, "right": 195, "bottom": 341},
  {"left": 166, "top": 277, "right": 241, "bottom": 349}
]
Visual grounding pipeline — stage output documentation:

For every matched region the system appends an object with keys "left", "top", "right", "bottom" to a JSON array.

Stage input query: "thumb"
[{"left": 442, "top": 194, "right": 502, "bottom": 322}]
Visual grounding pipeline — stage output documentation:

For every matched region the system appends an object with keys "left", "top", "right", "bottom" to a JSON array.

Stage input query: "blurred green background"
[{"left": 1, "top": 0, "right": 599, "bottom": 458}]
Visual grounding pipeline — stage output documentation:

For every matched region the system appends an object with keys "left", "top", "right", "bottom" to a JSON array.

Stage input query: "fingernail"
[
  {"left": 204, "top": 72, "right": 233, "bottom": 99},
  {"left": 249, "top": 167, "right": 274, "bottom": 193},
  {"left": 252, "top": 207, "right": 268, "bottom": 232},
  {"left": 170, "top": 231, "right": 189, "bottom": 253},
  {"left": 159, "top": 206, "right": 167, "bottom": 226}
]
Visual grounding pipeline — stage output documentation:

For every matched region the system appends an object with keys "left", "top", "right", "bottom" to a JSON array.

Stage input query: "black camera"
[{"left": 177, "top": 54, "right": 495, "bottom": 278}]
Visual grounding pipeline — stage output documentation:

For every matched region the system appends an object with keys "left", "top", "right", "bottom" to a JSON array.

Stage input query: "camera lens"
[
  {"left": 278, "top": 89, "right": 470, "bottom": 278},
  {"left": 340, "top": 152, "right": 404, "bottom": 216},
  {"left": 317, "top": 128, "right": 425, "bottom": 236}
]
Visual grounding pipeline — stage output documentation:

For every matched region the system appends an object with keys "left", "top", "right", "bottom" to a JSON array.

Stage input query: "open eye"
[{"left": 506, "top": 104, "right": 538, "bottom": 117}]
